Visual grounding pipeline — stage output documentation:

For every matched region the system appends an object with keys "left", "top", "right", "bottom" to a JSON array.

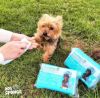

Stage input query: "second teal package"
[{"left": 64, "top": 48, "right": 100, "bottom": 88}]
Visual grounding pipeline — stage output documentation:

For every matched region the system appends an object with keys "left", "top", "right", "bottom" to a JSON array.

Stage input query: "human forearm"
[
  {"left": 0, "top": 52, "right": 4, "bottom": 64},
  {"left": 0, "top": 29, "right": 13, "bottom": 43}
]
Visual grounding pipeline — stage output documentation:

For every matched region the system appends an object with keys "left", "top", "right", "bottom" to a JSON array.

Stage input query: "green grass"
[{"left": 0, "top": 0, "right": 100, "bottom": 98}]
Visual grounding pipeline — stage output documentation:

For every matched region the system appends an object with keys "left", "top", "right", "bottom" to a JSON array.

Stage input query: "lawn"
[{"left": 0, "top": 0, "right": 100, "bottom": 98}]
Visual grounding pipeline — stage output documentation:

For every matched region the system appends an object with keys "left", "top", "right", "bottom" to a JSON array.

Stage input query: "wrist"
[
  {"left": 10, "top": 33, "right": 27, "bottom": 41},
  {"left": 10, "top": 33, "right": 17, "bottom": 41}
]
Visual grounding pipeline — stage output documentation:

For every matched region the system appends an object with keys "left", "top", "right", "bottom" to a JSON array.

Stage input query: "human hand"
[
  {"left": 11, "top": 33, "right": 30, "bottom": 41},
  {"left": 11, "top": 33, "right": 38, "bottom": 49},
  {"left": 0, "top": 41, "right": 28, "bottom": 60}
]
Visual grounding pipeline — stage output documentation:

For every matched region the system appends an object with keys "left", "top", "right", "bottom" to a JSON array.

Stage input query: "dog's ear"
[
  {"left": 56, "top": 16, "right": 62, "bottom": 23},
  {"left": 56, "top": 16, "right": 63, "bottom": 28},
  {"left": 42, "top": 14, "right": 49, "bottom": 18},
  {"left": 39, "top": 14, "right": 50, "bottom": 22},
  {"left": 38, "top": 14, "right": 49, "bottom": 25}
]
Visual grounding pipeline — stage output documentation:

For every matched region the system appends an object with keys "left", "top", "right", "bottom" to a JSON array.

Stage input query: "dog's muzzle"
[
  {"left": 42, "top": 32, "right": 51, "bottom": 41},
  {"left": 43, "top": 32, "right": 47, "bottom": 36}
]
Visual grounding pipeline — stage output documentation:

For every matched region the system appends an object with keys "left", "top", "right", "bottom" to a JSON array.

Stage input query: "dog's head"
[{"left": 37, "top": 14, "right": 63, "bottom": 41}]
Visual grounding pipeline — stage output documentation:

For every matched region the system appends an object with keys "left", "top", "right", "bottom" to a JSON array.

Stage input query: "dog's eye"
[
  {"left": 42, "top": 25, "right": 45, "bottom": 28},
  {"left": 49, "top": 27, "right": 54, "bottom": 30}
]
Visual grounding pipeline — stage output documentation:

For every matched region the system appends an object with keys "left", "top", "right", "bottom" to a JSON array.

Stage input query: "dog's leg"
[
  {"left": 30, "top": 33, "right": 42, "bottom": 49},
  {"left": 42, "top": 44, "right": 57, "bottom": 62},
  {"left": 34, "top": 33, "right": 42, "bottom": 43}
]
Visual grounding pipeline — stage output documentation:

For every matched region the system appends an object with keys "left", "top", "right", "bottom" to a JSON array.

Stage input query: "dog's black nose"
[{"left": 43, "top": 32, "right": 47, "bottom": 36}]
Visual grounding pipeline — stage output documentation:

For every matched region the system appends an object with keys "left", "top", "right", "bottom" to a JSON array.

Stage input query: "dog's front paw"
[{"left": 42, "top": 54, "right": 50, "bottom": 62}]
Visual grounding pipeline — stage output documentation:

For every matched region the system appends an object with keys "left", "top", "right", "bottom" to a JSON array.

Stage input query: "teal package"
[
  {"left": 64, "top": 48, "right": 100, "bottom": 88},
  {"left": 35, "top": 63, "right": 79, "bottom": 96}
]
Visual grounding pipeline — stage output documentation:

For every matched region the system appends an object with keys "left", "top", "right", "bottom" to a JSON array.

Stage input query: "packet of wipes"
[
  {"left": 64, "top": 48, "right": 100, "bottom": 89},
  {"left": 35, "top": 63, "right": 79, "bottom": 97},
  {"left": 1, "top": 38, "right": 31, "bottom": 65}
]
